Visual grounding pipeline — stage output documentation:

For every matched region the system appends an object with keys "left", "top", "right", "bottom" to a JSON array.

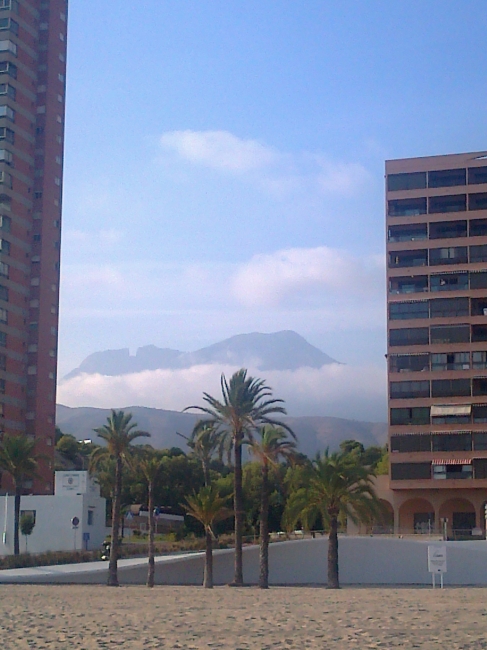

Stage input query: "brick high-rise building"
[
  {"left": 385, "top": 151, "right": 487, "bottom": 536},
  {"left": 0, "top": 0, "right": 67, "bottom": 494}
]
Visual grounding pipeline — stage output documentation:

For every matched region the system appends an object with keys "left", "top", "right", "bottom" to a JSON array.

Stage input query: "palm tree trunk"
[
  {"left": 147, "top": 480, "right": 155, "bottom": 587},
  {"left": 259, "top": 462, "right": 270, "bottom": 589},
  {"left": 108, "top": 456, "right": 122, "bottom": 587},
  {"left": 232, "top": 433, "right": 244, "bottom": 586},
  {"left": 13, "top": 484, "right": 21, "bottom": 556},
  {"left": 327, "top": 514, "right": 339, "bottom": 589},
  {"left": 204, "top": 528, "right": 213, "bottom": 588}
]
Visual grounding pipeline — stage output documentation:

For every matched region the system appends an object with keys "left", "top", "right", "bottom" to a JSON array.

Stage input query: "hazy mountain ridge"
[
  {"left": 62, "top": 331, "right": 339, "bottom": 381},
  {"left": 56, "top": 404, "right": 387, "bottom": 458}
]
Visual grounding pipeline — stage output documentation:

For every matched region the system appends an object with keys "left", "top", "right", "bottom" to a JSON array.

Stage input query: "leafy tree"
[
  {"left": 20, "top": 512, "right": 35, "bottom": 553},
  {"left": 0, "top": 435, "right": 42, "bottom": 555},
  {"left": 185, "top": 368, "right": 292, "bottom": 586},
  {"left": 130, "top": 448, "right": 165, "bottom": 587},
  {"left": 183, "top": 486, "right": 232, "bottom": 588},
  {"left": 284, "top": 450, "right": 382, "bottom": 589},
  {"left": 248, "top": 426, "right": 297, "bottom": 589},
  {"left": 339, "top": 440, "right": 365, "bottom": 456},
  {"left": 90, "top": 410, "right": 150, "bottom": 587}
]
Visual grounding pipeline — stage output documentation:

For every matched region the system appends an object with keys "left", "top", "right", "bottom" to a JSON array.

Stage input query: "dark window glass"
[
  {"left": 469, "top": 167, "right": 487, "bottom": 185},
  {"left": 388, "top": 172, "right": 427, "bottom": 192},
  {"left": 432, "top": 414, "right": 470, "bottom": 425},
  {"left": 390, "top": 380, "right": 430, "bottom": 399},
  {"left": 470, "top": 219, "right": 487, "bottom": 237},
  {"left": 389, "top": 276, "right": 428, "bottom": 295},
  {"left": 390, "top": 406, "right": 430, "bottom": 425},
  {"left": 388, "top": 223, "right": 427, "bottom": 242},
  {"left": 430, "top": 297, "right": 469, "bottom": 318},
  {"left": 472, "top": 325, "right": 487, "bottom": 342},
  {"left": 473, "top": 458, "right": 487, "bottom": 479},
  {"left": 391, "top": 434, "right": 431, "bottom": 453},
  {"left": 471, "top": 297, "right": 487, "bottom": 316},
  {"left": 469, "top": 193, "right": 487, "bottom": 211},
  {"left": 429, "top": 247, "right": 468, "bottom": 265},
  {"left": 391, "top": 463, "right": 431, "bottom": 480},
  {"left": 429, "top": 169, "right": 466, "bottom": 188},
  {"left": 388, "top": 198, "right": 427, "bottom": 217},
  {"left": 389, "top": 250, "right": 427, "bottom": 268},
  {"left": 0, "top": 331, "right": 6, "bottom": 347},
  {"left": 473, "top": 433, "right": 487, "bottom": 450},
  {"left": 429, "top": 194, "right": 466, "bottom": 214},
  {"left": 430, "top": 325, "right": 470, "bottom": 344},
  {"left": 470, "top": 272, "right": 487, "bottom": 289},
  {"left": 472, "top": 351, "right": 487, "bottom": 369},
  {"left": 470, "top": 245, "right": 487, "bottom": 263},
  {"left": 390, "top": 354, "right": 429, "bottom": 373},
  {"left": 473, "top": 378, "right": 487, "bottom": 396},
  {"left": 389, "top": 327, "right": 429, "bottom": 346},
  {"left": 431, "top": 352, "right": 470, "bottom": 371},
  {"left": 0, "top": 352, "right": 5, "bottom": 370},
  {"left": 389, "top": 301, "right": 429, "bottom": 320},
  {"left": 473, "top": 406, "right": 487, "bottom": 423},
  {"left": 0, "top": 284, "right": 7, "bottom": 301},
  {"left": 430, "top": 220, "right": 467, "bottom": 239},
  {"left": 430, "top": 273, "right": 468, "bottom": 292},
  {"left": 431, "top": 378, "right": 471, "bottom": 397},
  {"left": 432, "top": 433, "right": 471, "bottom": 452}
]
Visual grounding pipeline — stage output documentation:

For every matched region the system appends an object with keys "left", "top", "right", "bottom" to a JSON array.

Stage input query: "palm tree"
[
  {"left": 248, "top": 425, "right": 297, "bottom": 589},
  {"left": 183, "top": 486, "right": 232, "bottom": 588},
  {"left": 0, "top": 435, "right": 42, "bottom": 555},
  {"left": 132, "top": 448, "right": 165, "bottom": 588},
  {"left": 178, "top": 420, "right": 223, "bottom": 486},
  {"left": 90, "top": 410, "right": 150, "bottom": 587},
  {"left": 185, "top": 368, "right": 293, "bottom": 586},
  {"left": 284, "top": 450, "right": 382, "bottom": 589}
]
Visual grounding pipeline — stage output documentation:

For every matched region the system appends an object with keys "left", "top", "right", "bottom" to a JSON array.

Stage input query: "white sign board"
[{"left": 428, "top": 545, "right": 447, "bottom": 574}]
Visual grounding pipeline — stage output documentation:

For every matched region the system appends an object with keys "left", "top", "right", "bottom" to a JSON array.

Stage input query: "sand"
[{"left": 1, "top": 585, "right": 487, "bottom": 649}]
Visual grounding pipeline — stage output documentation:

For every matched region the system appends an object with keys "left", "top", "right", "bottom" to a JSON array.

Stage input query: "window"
[
  {"left": 430, "top": 297, "right": 469, "bottom": 318},
  {"left": 469, "top": 167, "right": 487, "bottom": 185},
  {"left": 473, "top": 406, "right": 487, "bottom": 423},
  {"left": 0, "top": 331, "right": 6, "bottom": 346},
  {"left": 0, "top": 40, "right": 17, "bottom": 56},
  {"left": 387, "top": 172, "right": 426, "bottom": 191},
  {"left": 0, "top": 149, "right": 12, "bottom": 164},
  {"left": 431, "top": 378, "right": 471, "bottom": 397},
  {"left": 472, "top": 324, "right": 487, "bottom": 342},
  {"left": 391, "top": 463, "right": 431, "bottom": 480},
  {"left": 431, "top": 352, "right": 470, "bottom": 371},
  {"left": 0, "top": 105, "right": 14, "bottom": 121},
  {"left": 429, "top": 247, "right": 468, "bottom": 265},
  {"left": 33, "top": 234, "right": 40, "bottom": 242},
  {"left": 473, "top": 351, "right": 487, "bottom": 369},
  {"left": 389, "top": 250, "right": 427, "bottom": 268},
  {"left": 428, "top": 168, "right": 466, "bottom": 188},
  {"left": 473, "top": 378, "right": 487, "bottom": 396},
  {"left": 389, "top": 327, "right": 429, "bottom": 346},
  {"left": 429, "top": 220, "right": 467, "bottom": 239},
  {"left": 470, "top": 218, "right": 487, "bottom": 237},
  {"left": 0, "top": 171, "right": 12, "bottom": 188},
  {"left": 430, "top": 324, "right": 470, "bottom": 344},
  {"left": 433, "top": 463, "right": 472, "bottom": 480},
  {"left": 429, "top": 194, "right": 466, "bottom": 214},
  {"left": 389, "top": 301, "right": 429, "bottom": 320},
  {"left": 390, "top": 380, "right": 430, "bottom": 399},
  {"left": 473, "top": 433, "right": 487, "bottom": 451},
  {"left": 0, "top": 18, "right": 18, "bottom": 35},
  {"left": 390, "top": 406, "right": 430, "bottom": 425},
  {"left": 0, "top": 352, "right": 5, "bottom": 370},
  {"left": 0, "top": 307, "right": 7, "bottom": 323},
  {"left": 27, "top": 365, "right": 36, "bottom": 375},
  {"left": 388, "top": 198, "right": 427, "bottom": 217},
  {"left": 470, "top": 245, "right": 487, "bottom": 263},
  {"left": 473, "top": 458, "right": 487, "bottom": 479},
  {"left": 0, "top": 60, "right": 16, "bottom": 78},
  {"left": 388, "top": 223, "right": 427, "bottom": 242},
  {"left": 470, "top": 272, "right": 487, "bottom": 289},
  {"left": 432, "top": 433, "right": 471, "bottom": 452},
  {"left": 88, "top": 510, "right": 94, "bottom": 526},
  {"left": 389, "top": 354, "right": 429, "bottom": 373},
  {"left": 0, "top": 82, "right": 15, "bottom": 99},
  {"left": 391, "top": 434, "right": 431, "bottom": 453},
  {"left": 430, "top": 273, "right": 468, "bottom": 292},
  {"left": 469, "top": 193, "right": 487, "bottom": 211},
  {"left": 0, "top": 238, "right": 10, "bottom": 255},
  {"left": 0, "top": 127, "right": 14, "bottom": 143},
  {"left": 389, "top": 276, "right": 428, "bottom": 294}
]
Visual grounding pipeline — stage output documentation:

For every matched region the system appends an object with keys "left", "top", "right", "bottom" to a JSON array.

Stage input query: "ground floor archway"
[{"left": 399, "top": 498, "right": 435, "bottom": 534}]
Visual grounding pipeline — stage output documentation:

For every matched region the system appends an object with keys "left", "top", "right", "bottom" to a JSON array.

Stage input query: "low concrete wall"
[{"left": 3, "top": 537, "right": 487, "bottom": 585}]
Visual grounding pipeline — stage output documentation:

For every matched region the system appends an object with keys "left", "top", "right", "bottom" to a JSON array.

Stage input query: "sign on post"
[
  {"left": 71, "top": 516, "right": 80, "bottom": 551},
  {"left": 428, "top": 545, "right": 447, "bottom": 589}
]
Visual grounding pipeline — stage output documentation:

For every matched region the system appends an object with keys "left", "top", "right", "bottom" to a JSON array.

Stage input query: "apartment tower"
[
  {"left": 386, "top": 151, "right": 487, "bottom": 536},
  {"left": 0, "top": 0, "right": 67, "bottom": 494}
]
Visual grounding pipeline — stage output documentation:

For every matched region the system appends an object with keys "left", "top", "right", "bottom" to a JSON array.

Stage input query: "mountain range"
[
  {"left": 62, "top": 330, "right": 339, "bottom": 381},
  {"left": 56, "top": 404, "right": 387, "bottom": 457}
]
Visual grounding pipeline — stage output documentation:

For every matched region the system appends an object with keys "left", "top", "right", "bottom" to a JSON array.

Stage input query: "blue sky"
[{"left": 57, "top": 1, "right": 487, "bottom": 418}]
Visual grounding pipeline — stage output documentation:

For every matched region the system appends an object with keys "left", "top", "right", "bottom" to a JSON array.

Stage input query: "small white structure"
[{"left": 0, "top": 471, "right": 106, "bottom": 556}]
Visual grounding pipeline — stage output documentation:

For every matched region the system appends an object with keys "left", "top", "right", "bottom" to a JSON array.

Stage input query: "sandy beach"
[{"left": 1, "top": 585, "right": 487, "bottom": 649}]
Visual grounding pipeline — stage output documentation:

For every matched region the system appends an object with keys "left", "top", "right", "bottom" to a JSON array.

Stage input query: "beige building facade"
[{"left": 385, "top": 151, "right": 487, "bottom": 537}]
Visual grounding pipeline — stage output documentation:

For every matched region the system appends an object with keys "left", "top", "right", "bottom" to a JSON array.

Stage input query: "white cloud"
[
  {"left": 57, "top": 362, "right": 387, "bottom": 421},
  {"left": 160, "top": 130, "right": 278, "bottom": 172},
  {"left": 232, "top": 246, "right": 385, "bottom": 307}
]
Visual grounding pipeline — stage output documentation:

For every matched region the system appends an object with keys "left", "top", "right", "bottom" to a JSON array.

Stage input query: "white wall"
[{"left": 0, "top": 492, "right": 106, "bottom": 556}]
